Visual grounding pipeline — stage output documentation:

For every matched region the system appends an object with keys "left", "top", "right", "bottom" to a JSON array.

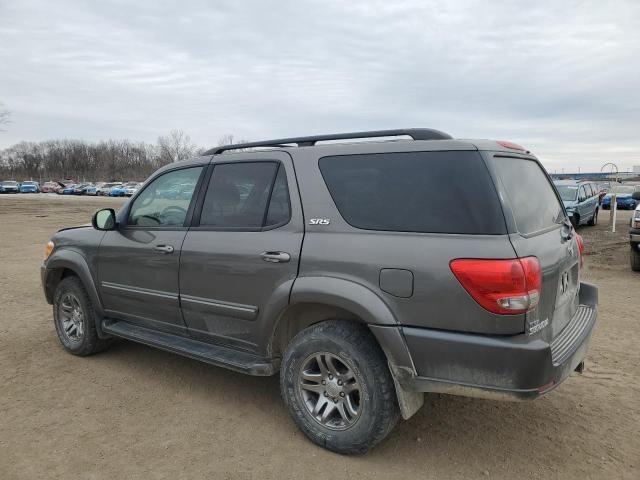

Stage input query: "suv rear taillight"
[
  {"left": 575, "top": 234, "right": 585, "bottom": 269},
  {"left": 450, "top": 257, "right": 541, "bottom": 315}
]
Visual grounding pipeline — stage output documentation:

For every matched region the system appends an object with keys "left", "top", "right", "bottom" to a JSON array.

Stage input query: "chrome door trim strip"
[
  {"left": 101, "top": 281, "right": 179, "bottom": 300},
  {"left": 180, "top": 294, "right": 258, "bottom": 320}
]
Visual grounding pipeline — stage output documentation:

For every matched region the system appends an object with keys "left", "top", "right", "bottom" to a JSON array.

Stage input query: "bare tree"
[
  {"left": 0, "top": 130, "right": 208, "bottom": 181},
  {"left": 215, "top": 133, "right": 251, "bottom": 152},
  {"left": 0, "top": 102, "right": 10, "bottom": 132},
  {"left": 217, "top": 134, "right": 235, "bottom": 146},
  {"left": 157, "top": 129, "right": 196, "bottom": 164}
]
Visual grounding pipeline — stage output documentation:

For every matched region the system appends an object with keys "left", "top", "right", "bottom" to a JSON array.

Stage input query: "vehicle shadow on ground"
[{"left": 98, "top": 339, "right": 580, "bottom": 467}]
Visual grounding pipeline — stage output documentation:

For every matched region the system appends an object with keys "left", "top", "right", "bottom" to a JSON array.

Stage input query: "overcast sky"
[{"left": 1, "top": 0, "right": 639, "bottom": 172}]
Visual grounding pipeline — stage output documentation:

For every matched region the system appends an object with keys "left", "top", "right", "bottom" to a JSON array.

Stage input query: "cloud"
[{"left": 0, "top": 0, "right": 639, "bottom": 171}]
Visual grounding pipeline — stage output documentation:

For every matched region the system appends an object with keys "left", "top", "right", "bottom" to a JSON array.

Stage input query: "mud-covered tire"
[
  {"left": 53, "top": 276, "right": 112, "bottom": 356},
  {"left": 587, "top": 209, "right": 598, "bottom": 226},
  {"left": 280, "top": 321, "right": 399, "bottom": 455},
  {"left": 631, "top": 244, "right": 640, "bottom": 272}
]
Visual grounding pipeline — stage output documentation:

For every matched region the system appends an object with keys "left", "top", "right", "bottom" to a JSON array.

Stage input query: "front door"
[
  {"left": 179, "top": 153, "right": 303, "bottom": 353},
  {"left": 98, "top": 165, "right": 205, "bottom": 335}
]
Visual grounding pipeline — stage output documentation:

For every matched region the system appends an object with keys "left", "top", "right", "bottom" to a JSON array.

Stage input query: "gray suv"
[{"left": 41, "top": 129, "right": 598, "bottom": 454}]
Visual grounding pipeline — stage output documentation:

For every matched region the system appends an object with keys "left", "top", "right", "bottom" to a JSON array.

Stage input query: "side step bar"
[{"left": 102, "top": 319, "right": 276, "bottom": 376}]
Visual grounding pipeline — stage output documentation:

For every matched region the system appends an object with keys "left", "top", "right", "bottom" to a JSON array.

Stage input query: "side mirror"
[
  {"left": 92, "top": 208, "right": 117, "bottom": 231},
  {"left": 632, "top": 192, "right": 640, "bottom": 201}
]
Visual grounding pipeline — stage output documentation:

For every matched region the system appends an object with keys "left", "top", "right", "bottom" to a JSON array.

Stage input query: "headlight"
[{"left": 44, "top": 241, "right": 55, "bottom": 260}]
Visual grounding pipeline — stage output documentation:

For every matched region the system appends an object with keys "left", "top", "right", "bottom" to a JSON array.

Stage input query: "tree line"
[{"left": 0, "top": 130, "right": 242, "bottom": 183}]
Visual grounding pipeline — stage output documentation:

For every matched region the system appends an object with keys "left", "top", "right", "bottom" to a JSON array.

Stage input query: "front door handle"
[
  {"left": 153, "top": 245, "right": 174, "bottom": 254},
  {"left": 261, "top": 251, "right": 290, "bottom": 263}
]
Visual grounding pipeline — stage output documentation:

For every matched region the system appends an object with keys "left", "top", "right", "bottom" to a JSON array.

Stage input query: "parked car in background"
[
  {"left": 108, "top": 184, "right": 127, "bottom": 197},
  {"left": 630, "top": 192, "right": 640, "bottom": 271},
  {"left": 602, "top": 185, "right": 640, "bottom": 210},
  {"left": 85, "top": 182, "right": 104, "bottom": 196},
  {"left": 0, "top": 180, "right": 20, "bottom": 193},
  {"left": 97, "top": 182, "right": 122, "bottom": 196},
  {"left": 553, "top": 180, "right": 600, "bottom": 227},
  {"left": 61, "top": 184, "right": 80, "bottom": 195},
  {"left": 41, "top": 181, "right": 65, "bottom": 193},
  {"left": 19, "top": 181, "right": 41, "bottom": 193},
  {"left": 124, "top": 182, "right": 142, "bottom": 197},
  {"left": 75, "top": 184, "right": 95, "bottom": 195}
]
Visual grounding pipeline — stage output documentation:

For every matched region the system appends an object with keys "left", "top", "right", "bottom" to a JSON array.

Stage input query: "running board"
[{"left": 102, "top": 319, "right": 276, "bottom": 376}]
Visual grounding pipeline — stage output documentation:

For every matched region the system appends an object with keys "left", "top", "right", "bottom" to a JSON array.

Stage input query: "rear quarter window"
[
  {"left": 319, "top": 150, "right": 506, "bottom": 235},
  {"left": 492, "top": 156, "right": 563, "bottom": 235}
]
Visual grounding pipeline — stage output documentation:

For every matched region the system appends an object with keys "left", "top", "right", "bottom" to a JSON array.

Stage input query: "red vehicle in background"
[{"left": 41, "top": 181, "right": 66, "bottom": 193}]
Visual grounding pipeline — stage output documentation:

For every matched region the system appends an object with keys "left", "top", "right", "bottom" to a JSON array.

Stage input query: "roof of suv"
[{"left": 202, "top": 128, "right": 534, "bottom": 157}]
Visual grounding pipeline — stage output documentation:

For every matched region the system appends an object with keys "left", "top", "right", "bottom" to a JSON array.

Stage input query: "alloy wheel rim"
[
  {"left": 59, "top": 293, "right": 85, "bottom": 343},
  {"left": 297, "top": 352, "right": 362, "bottom": 430}
]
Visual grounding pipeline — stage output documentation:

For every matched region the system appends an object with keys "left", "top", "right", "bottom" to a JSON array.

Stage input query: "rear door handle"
[
  {"left": 153, "top": 245, "right": 174, "bottom": 254},
  {"left": 261, "top": 251, "right": 290, "bottom": 263}
]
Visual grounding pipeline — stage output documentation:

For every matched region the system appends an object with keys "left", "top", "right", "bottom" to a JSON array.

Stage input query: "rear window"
[
  {"left": 493, "top": 157, "right": 563, "bottom": 235},
  {"left": 319, "top": 151, "right": 506, "bottom": 234}
]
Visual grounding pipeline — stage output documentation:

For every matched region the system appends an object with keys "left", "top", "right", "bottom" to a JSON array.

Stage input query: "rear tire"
[
  {"left": 280, "top": 321, "right": 399, "bottom": 454},
  {"left": 631, "top": 244, "right": 640, "bottom": 272},
  {"left": 53, "top": 276, "right": 112, "bottom": 356},
  {"left": 587, "top": 209, "right": 598, "bottom": 226}
]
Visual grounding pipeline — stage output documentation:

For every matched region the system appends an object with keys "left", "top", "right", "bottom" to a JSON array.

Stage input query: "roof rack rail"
[{"left": 205, "top": 128, "right": 452, "bottom": 155}]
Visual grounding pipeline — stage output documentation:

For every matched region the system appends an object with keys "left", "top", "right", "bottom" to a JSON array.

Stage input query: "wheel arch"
[
  {"left": 266, "top": 277, "right": 421, "bottom": 418},
  {"left": 267, "top": 276, "right": 397, "bottom": 356},
  {"left": 44, "top": 249, "right": 107, "bottom": 337}
]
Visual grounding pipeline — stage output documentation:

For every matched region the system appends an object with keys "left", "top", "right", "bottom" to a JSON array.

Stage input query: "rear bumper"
[{"left": 397, "top": 282, "right": 598, "bottom": 401}]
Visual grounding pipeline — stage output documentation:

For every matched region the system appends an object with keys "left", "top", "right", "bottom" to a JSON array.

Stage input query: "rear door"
[
  {"left": 487, "top": 154, "right": 580, "bottom": 343},
  {"left": 179, "top": 152, "right": 304, "bottom": 353}
]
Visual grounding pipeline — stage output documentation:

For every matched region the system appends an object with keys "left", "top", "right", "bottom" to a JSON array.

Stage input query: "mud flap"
[{"left": 389, "top": 363, "right": 424, "bottom": 420}]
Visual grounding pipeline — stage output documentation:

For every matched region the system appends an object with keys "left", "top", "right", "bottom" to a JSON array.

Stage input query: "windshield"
[
  {"left": 2, "top": 181, "right": 17, "bottom": 186},
  {"left": 23, "top": 181, "right": 37, "bottom": 185},
  {"left": 555, "top": 184, "right": 578, "bottom": 201}
]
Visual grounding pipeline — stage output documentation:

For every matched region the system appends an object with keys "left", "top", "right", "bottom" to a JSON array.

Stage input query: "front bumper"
[{"left": 397, "top": 282, "right": 598, "bottom": 400}]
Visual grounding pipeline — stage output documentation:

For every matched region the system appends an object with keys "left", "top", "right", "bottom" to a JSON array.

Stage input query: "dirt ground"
[{"left": 0, "top": 195, "right": 638, "bottom": 480}]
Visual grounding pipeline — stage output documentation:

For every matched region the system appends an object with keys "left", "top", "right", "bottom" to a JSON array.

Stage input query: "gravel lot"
[{"left": 1, "top": 195, "right": 638, "bottom": 479}]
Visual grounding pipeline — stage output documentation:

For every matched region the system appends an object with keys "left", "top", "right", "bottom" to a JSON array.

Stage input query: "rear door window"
[
  {"left": 492, "top": 157, "right": 563, "bottom": 235},
  {"left": 199, "top": 162, "right": 289, "bottom": 228},
  {"left": 319, "top": 151, "right": 506, "bottom": 234},
  {"left": 578, "top": 186, "right": 587, "bottom": 202}
]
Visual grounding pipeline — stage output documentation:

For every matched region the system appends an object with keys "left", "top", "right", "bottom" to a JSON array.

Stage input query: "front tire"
[
  {"left": 570, "top": 215, "right": 579, "bottom": 229},
  {"left": 53, "top": 276, "right": 112, "bottom": 356},
  {"left": 280, "top": 321, "right": 399, "bottom": 454},
  {"left": 631, "top": 244, "right": 640, "bottom": 272}
]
